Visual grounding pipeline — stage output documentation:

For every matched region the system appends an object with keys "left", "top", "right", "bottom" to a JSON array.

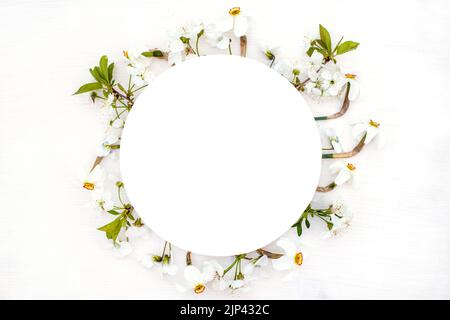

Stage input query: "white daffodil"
[
  {"left": 329, "top": 161, "right": 357, "bottom": 186},
  {"left": 272, "top": 238, "right": 304, "bottom": 271},
  {"left": 177, "top": 261, "right": 220, "bottom": 294},
  {"left": 324, "top": 127, "right": 344, "bottom": 153},
  {"left": 219, "top": 7, "right": 248, "bottom": 37},
  {"left": 81, "top": 165, "right": 105, "bottom": 192},
  {"left": 343, "top": 73, "right": 359, "bottom": 101},
  {"left": 320, "top": 69, "right": 346, "bottom": 97},
  {"left": 352, "top": 119, "right": 382, "bottom": 146},
  {"left": 96, "top": 129, "right": 120, "bottom": 157},
  {"left": 272, "top": 238, "right": 307, "bottom": 281}
]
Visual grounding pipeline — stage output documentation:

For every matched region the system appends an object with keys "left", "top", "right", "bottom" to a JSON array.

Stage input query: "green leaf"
[
  {"left": 305, "top": 219, "right": 310, "bottom": 228},
  {"left": 306, "top": 47, "right": 315, "bottom": 57},
  {"left": 336, "top": 41, "right": 359, "bottom": 55},
  {"left": 108, "top": 63, "right": 114, "bottom": 82},
  {"left": 319, "top": 24, "right": 332, "bottom": 52},
  {"left": 326, "top": 222, "right": 334, "bottom": 230},
  {"left": 73, "top": 82, "right": 103, "bottom": 95},
  {"left": 99, "top": 55, "right": 109, "bottom": 81},
  {"left": 296, "top": 223, "right": 303, "bottom": 237},
  {"left": 107, "top": 210, "right": 121, "bottom": 216},
  {"left": 141, "top": 50, "right": 164, "bottom": 58},
  {"left": 98, "top": 216, "right": 124, "bottom": 242}
]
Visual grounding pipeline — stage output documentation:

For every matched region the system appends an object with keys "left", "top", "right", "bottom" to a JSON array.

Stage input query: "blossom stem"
[
  {"left": 228, "top": 40, "right": 233, "bottom": 55},
  {"left": 316, "top": 182, "right": 337, "bottom": 192},
  {"left": 256, "top": 248, "right": 283, "bottom": 259},
  {"left": 314, "top": 82, "right": 351, "bottom": 121},
  {"left": 90, "top": 156, "right": 104, "bottom": 172},
  {"left": 322, "top": 134, "right": 366, "bottom": 159},
  {"left": 195, "top": 35, "right": 201, "bottom": 57},
  {"left": 186, "top": 251, "right": 192, "bottom": 265},
  {"left": 269, "top": 56, "right": 276, "bottom": 68},
  {"left": 240, "top": 36, "right": 247, "bottom": 57}
]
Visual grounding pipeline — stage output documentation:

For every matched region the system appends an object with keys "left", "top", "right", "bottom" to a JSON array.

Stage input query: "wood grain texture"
[{"left": 0, "top": 0, "right": 449, "bottom": 299}]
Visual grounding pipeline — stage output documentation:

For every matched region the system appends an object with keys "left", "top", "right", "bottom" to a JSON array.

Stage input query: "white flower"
[
  {"left": 161, "top": 257, "right": 178, "bottom": 276},
  {"left": 324, "top": 127, "right": 343, "bottom": 153},
  {"left": 323, "top": 203, "right": 353, "bottom": 238},
  {"left": 167, "top": 38, "right": 185, "bottom": 65},
  {"left": 177, "top": 261, "right": 220, "bottom": 294},
  {"left": 111, "top": 118, "right": 124, "bottom": 128},
  {"left": 273, "top": 59, "right": 302, "bottom": 82},
  {"left": 320, "top": 69, "right": 346, "bottom": 96},
  {"left": 260, "top": 42, "right": 280, "bottom": 62},
  {"left": 204, "top": 24, "right": 230, "bottom": 50},
  {"left": 91, "top": 190, "right": 114, "bottom": 212},
  {"left": 137, "top": 253, "right": 154, "bottom": 269},
  {"left": 352, "top": 119, "right": 382, "bottom": 146},
  {"left": 102, "top": 94, "right": 114, "bottom": 109},
  {"left": 301, "top": 50, "right": 323, "bottom": 73},
  {"left": 272, "top": 238, "right": 304, "bottom": 271},
  {"left": 219, "top": 7, "right": 248, "bottom": 37},
  {"left": 329, "top": 161, "right": 357, "bottom": 186},
  {"left": 81, "top": 165, "right": 105, "bottom": 191},
  {"left": 96, "top": 129, "right": 120, "bottom": 157},
  {"left": 114, "top": 241, "right": 133, "bottom": 258},
  {"left": 123, "top": 48, "right": 153, "bottom": 86},
  {"left": 242, "top": 255, "right": 268, "bottom": 275},
  {"left": 125, "top": 226, "right": 150, "bottom": 240},
  {"left": 272, "top": 238, "right": 307, "bottom": 281},
  {"left": 342, "top": 72, "right": 359, "bottom": 101}
]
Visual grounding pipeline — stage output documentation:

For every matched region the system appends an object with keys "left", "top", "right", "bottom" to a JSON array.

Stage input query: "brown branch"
[
  {"left": 186, "top": 251, "right": 192, "bottom": 265},
  {"left": 256, "top": 248, "right": 283, "bottom": 259},
  {"left": 316, "top": 182, "right": 337, "bottom": 193},
  {"left": 90, "top": 156, "right": 104, "bottom": 172},
  {"left": 322, "top": 134, "right": 366, "bottom": 159},
  {"left": 240, "top": 36, "right": 247, "bottom": 57},
  {"left": 315, "top": 82, "right": 351, "bottom": 121}
]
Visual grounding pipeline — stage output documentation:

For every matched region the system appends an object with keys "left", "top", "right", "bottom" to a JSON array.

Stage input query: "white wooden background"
[{"left": 1, "top": 0, "right": 449, "bottom": 299}]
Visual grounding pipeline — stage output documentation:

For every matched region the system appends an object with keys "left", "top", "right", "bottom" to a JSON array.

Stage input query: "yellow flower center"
[
  {"left": 123, "top": 50, "right": 129, "bottom": 59},
  {"left": 294, "top": 252, "right": 303, "bottom": 266},
  {"left": 345, "top": 73, "right": 357, "bottom": 79},
  {"left": 369, "top": 119, "right": 380, "bottom": 128},
  {"left": 83, "top": 182, "right": 95, "bottom": 190},
  {"left": 194, "top": 284, "right": 205, "bottom": 294},
  {"left": 229, "top": 7, "right": 241, "bottom": 16},
  {"left": 346, "top": 163, "right": 356, "bottom": 171}
]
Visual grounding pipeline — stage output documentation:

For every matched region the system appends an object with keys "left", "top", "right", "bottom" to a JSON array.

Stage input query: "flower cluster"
[{"left": 74, "top": 8, "right": 380, "bottom": 294}]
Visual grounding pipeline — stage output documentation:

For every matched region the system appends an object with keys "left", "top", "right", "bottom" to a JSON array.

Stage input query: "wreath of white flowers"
[{"left": 75, "top": 7, "right": 381, "bottom": 294}]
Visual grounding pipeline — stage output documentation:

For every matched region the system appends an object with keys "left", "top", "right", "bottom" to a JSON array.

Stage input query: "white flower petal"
[
  {"left": 348, "top": 81, "right": 359, "bottom": 101},
  {"left": 334, "top": 168, "right": 352, "bottom": 185},
  {"left": 233, "top": 15, "right": 248, "bottom": 37},
  {"left": 275, "top": 237, "right": 297, "bottom": 256},
  {"left": 272, "top": 256, "right": 293, "bottom": 271},
  {"left": 184, "top": 265, "right": 203, "bottom": 285},
  {"left": 216, "top": 37, "right": 230, "bottom": 50}
]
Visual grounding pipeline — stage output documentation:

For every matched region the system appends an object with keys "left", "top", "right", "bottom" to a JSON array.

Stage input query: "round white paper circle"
[{"left": 120, "top": 55, "right": 321, "bottom": 256}]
